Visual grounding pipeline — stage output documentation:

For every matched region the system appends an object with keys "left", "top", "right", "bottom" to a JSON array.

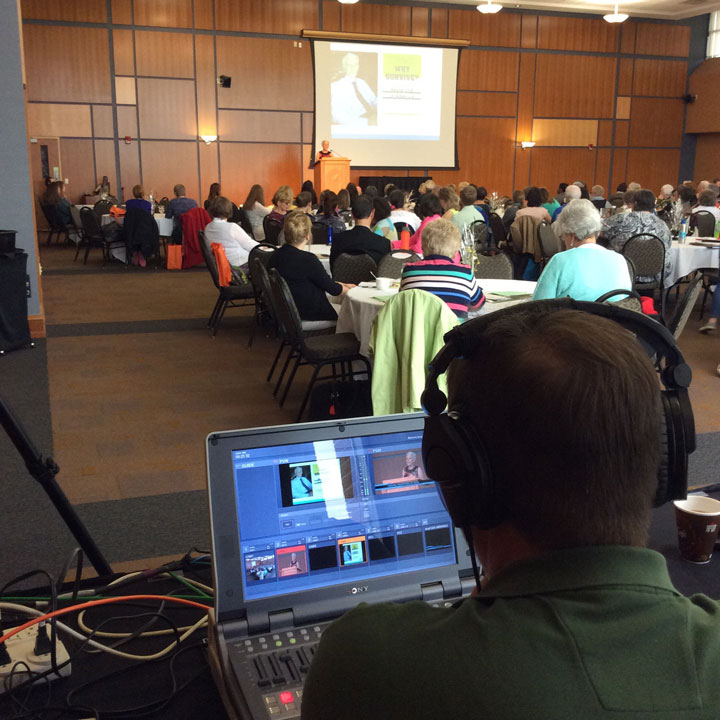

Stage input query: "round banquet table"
[
  {"left": 336, "top": 278, "right": 537, "bottom": 356},
  {"left": 665, "top": 240, "right": 720, "bottom": 288},
  {"left": 100, "top": 213, "right": 174, "bottom": 263}
]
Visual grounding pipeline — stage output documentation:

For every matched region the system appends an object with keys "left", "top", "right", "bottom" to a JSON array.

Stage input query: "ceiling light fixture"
[
  {"left": 200, "top": 135, "right": 217, "bottom": 145},
  {"left": 477, "top": 0, "right": 503, "bottom": 14},
  {"left": 521, "top": 141, "right": 535, "bottom": 149},
  {"left": 603, "top": 2, "right": 628, "bottom": 23},
  {"left": 338, "top": 0, "right": 360, "bottom": 4}
]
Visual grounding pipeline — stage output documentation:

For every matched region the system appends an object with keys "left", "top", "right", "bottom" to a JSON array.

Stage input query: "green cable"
[{"left": 165, "top": 572, "right": 213, "bottom": 599}]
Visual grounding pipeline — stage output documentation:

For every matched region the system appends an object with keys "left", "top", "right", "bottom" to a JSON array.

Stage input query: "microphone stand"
[{"left": 0, "top": 395, "right": 112, "bottom": 576}]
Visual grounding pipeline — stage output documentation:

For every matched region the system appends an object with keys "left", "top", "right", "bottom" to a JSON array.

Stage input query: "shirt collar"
[{"left": 479, "top": 546, "right": 679, "bottom": 599}]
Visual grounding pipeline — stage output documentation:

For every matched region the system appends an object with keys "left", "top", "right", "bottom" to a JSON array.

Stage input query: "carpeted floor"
[{"left": 0, "top": 241, "right": 719, "bottom": 582}]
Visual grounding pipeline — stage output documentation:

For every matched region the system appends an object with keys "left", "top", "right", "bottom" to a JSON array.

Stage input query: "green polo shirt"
[{"left": 301, "top": 546, "right": 720, "bottom": 719}]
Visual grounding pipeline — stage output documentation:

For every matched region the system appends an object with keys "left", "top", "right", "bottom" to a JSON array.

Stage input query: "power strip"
[{"left": 0, "top": 624, "right": 71, "bottom": 693}]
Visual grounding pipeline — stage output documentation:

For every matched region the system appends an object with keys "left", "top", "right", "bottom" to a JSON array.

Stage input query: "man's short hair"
[
  {"left": 209, "top": 196, "right": 232, "bottom": 219},
  {"left": 697, "top": 180, "right": 711, "bottom": 195},
  {"left": 388, "top": 189, "right": 406, "bottom": 210},
  {"left": 421, "top": 219, "right": 461, "bottom": 258},
  {"left": 633, "top": 189, "right": 656, "bottom": 212},
  {"left": 132, "top": 184, "right": 144, "bottom": 199},
  {"left": 173, "top": 184, "right": 186, "bottom": 197},
  {"left": 698, "top": 189, "right": 717, "bottom": 207},
  {"left": 351, "top": 194, "right": 374, "bottom": 220},
  {"left": 564, "top": 185, "right": 581, "bottom": 202},
  {"left": 591, "top": 185, "right": 604, "bottom": 197},
  {"left": 447, "top": 308, "right": 661, "bottom": 549},
  {"left": 459, "top": 185, "right": 478, "bottom": 207},
  {"left": 294, "top": 191, "right": 312, "bottom": 209},
  {"left": 660, "top": 184, "right": 674, "bottom": 197},
  {"left": 283, "top": 210, "right": 311, "bottom": 245},
  {"left": 512, "top": 189, "right": 525, "bottom": 205}
]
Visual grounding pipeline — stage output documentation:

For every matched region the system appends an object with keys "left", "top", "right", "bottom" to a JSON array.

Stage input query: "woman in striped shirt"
[{"left": 399, "top": 219, "right": 485, "bottom": 319}]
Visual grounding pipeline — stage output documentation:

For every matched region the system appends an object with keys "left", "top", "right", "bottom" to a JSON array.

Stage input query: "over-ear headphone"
[{"left": 421, "top": 298, "right": 696, "bottom": 531}]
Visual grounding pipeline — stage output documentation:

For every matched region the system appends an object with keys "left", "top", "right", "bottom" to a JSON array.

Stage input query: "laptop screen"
[{"left": 232, "top": 428, "right": 457, "bottom": 602}]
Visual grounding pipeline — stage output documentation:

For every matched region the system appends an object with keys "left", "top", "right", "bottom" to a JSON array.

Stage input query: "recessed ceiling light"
[
  {"left": 477, "top": 0, "right": 503, "bottom": 13},
  {"left": 604, "top": 2, "right": 629, "bottom": 22}
]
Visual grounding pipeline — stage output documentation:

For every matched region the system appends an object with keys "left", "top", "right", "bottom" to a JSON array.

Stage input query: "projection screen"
[{"left": 312, "top": 40, "right": 460, "bottom": 168}]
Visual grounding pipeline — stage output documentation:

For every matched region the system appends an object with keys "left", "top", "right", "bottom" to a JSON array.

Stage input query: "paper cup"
[
  {"left": 673, "top": 496, "right": 720, "bottom": 563},
  {"left": 376, "top": 277, "right": 393, "bottom": 291}
]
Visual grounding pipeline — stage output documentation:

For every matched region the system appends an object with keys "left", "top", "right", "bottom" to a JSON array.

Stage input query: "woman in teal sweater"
[{"left": 533, "top": 199, "right": 632, "bottom": 302}]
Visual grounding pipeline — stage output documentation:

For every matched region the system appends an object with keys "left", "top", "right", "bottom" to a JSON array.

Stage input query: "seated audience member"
[
  {"left": 337, "top": 188, "right": 352, "bottom": 214},
  {"left": 554, "top": 182, "right": 568, "bottom": 205},
  {"left": 473, "top": 186, "right": 491, "bottom": 224},
  {"left": 165, "top": 183, "right": 198, "bottom": 244},
  {"left": 696, "top": 180, "right": 712, "bottom": 198},
  {"left": 315, "top": 191, "right": 346, "bottom": 236},
  {"left": 41, "top": 180, "right": 72, "bottom": 226},
  {"left": 406, "top": 193, "right": 443, "bottom": 255},
  {"left": 389, "top": 189, "right": 421, "bottom": 232},
  {"left": 243, "top": 184, "right": 270, "bottom": 241},
  {"left": 516, "top": 186, "right": 552, "bottom": 223},
  {"left": 302, "top": 303, "right": 720, "bottom": 720},
  {"left": 533, "top": 199, "right": 631, "bottom": 301},
  {"left": 346, "top": 182, "right": 359, "bottom": 202},
  {"left": 424, "top": 179, "right": 437, "bottom": 195},
  {"left": 400, "top": 219, "right": 484, "bottom": 319},
  {"left": 315, "top": 140, "right": 334, "bottom": 163},
  {"left": 627, "top": 181, "right": 641, "bottom": 193},
  {"left": 204, "top": 182, "right": 221, "bottom": 211},
  {"left": 269, "top": 210, "right": 353, "bottom": 321},
  {"left": 573, "top": 181, "right": 591, "bottom": 200},
  {"left": 552, "top": 184, "right": 581, "bottom": 221},
  {"left": 502, "top": 190, "right": 525, "bottom": 231},
  {"left": 656, "top": 184, "right": 675, "bottom": 215},
  {"left": 330, "top": 195, "right": 390, "bottom": 269},
  {"left": 268, "top": 185, "right": 293, "bottom": 224},
  {"left": 601, "top": 189, "right": 671, "bottom": 282},
  {"left": 539, "top": 187, "right": 559, "bottom": 217},
  {"left": 679, "top": 185, "right": 698, "bottom": 215},
  {"left": 438, "top": 187, "right": 460, "bottom": 220},
  {"left": 452, "top": 185, "right": 482, "bottom": 232},
  {"left": 372, "top": 197, "right": 398, "bottom": 244},
  {"left": 692, "top": 190, "right": 720, "bottom": 222},
  {"left": 384, "top": 183, "right": 398, "bottom": 198},
  {"left": 616, "top": 182, "right": 629, "bottom": 193},
  {"left": 203, "top": 196, "right": 258, "bottom": 275},
  {"left": 590, "top": 185, "right": 610, "bottom": 210},
  {"left": 301, "top": 180, "right": 318, "bottom": 207},
  {"left": 363, "top": 185, "right": 379, "bottom": 200},
  {"left": 125, "top": 184, "right": 151, "bottom": 213},
  {"left": 294, "top": 191, "right": 315, "bottom": 219}
]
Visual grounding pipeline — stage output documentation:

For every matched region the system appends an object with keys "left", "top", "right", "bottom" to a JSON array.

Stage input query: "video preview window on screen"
[
  {"left": 243, "top": 448, "right": 449, "bottom": 591},
  {"left": 313, "top": 40, "right": 459, "bottom": 168}
]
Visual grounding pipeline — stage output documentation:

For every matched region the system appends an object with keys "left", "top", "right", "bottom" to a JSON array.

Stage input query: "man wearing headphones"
[{"left": 302, "top": 303, "right": 720, "bottom": 719}]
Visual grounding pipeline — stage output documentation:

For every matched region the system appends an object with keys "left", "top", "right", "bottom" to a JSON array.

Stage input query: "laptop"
[{"left": 206, "top": 413, "right": 475, "bottom": 720}]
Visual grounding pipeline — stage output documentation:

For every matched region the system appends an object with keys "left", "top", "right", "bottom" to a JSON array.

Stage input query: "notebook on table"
[{"left": 206, "top": 414, "right": 474, "bottom": 720}]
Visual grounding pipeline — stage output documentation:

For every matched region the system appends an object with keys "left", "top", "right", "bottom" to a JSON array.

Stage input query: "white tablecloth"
[
  {"left": 99, "top": 213, "right": 174, "bottom": 263},
  {"left": 666, "top": 240, "right": 720, "bottom": 287},
  {"left": 309, "top": 244, "right": 331, "bottom": 274},
  {"left": 336, "top": 279, "right": 537, "bottom": 356}
]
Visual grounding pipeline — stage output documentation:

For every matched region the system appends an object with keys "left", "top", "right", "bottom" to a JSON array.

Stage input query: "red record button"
[{"left": 279, "top": 691, "right": 294, "bottom": 705}]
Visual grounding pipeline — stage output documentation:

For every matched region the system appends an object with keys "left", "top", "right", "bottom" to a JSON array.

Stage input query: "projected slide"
[
  {"left": 314, "top": 40, "right": 459, "bottom": 168},
  {"left": 278, "top": 458, "right": 354, "bottom": 508}
]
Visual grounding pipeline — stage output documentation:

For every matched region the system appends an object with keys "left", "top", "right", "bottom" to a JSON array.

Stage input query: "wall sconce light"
[
  {"left": 200, "top": 135, "right": 217, "bottom": 145},
  {"left": 338, "top": 0, "right": 360, "bottom": 4},
  {"left": 603, "top": 3, "right": 628, "bottom": 23},
  {"left": 477, "top": 0, "right": 503, "bottom": 13},
  {"left": 520, "top": 141, "right": 535, "bottom": 149}
]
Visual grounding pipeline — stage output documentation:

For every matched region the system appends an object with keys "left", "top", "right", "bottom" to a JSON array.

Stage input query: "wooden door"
[{"left": 29, "top": 137, "right": 61, "bottom": 231}]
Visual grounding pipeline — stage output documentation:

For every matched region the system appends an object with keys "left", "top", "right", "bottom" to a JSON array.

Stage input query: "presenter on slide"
[
  {"left": 331, "top": 53, "right": 377, "bottom": 127},
  {"left": 291, "top": 467, "right": 313, "bottom": 499}
]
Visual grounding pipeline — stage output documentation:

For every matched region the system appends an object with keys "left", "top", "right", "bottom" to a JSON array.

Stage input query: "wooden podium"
[{"left": 314, "top": 157, "right": 350, "bottom": 194}]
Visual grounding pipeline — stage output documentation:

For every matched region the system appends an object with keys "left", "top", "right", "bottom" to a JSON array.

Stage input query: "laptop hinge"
[
  {"left": 268, "top": 609, "right": 295, "bottom": 632},
  {"left": 420, "top": 581, "right": 445, "bottom": 603},
  {"left": 218, "top": 618, "right": 249, "bottom": 642}
]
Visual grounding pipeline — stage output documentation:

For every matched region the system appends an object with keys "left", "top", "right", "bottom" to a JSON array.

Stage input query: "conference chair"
[
  {"left": 620, "top": 232, "right": 667, "bottom": 317},
  {"left": 690, "top": 210, "right": 716, "bottom": 238},
  {"left": 332, "top": 252, "right": 378, "bottom": 284},
  {"left": 198, "top": 230, "right": 254, "bottom": 337},
  {"left": 538, "top": 223, "right": 563, "bottom": 269},
  {"left": 263, "top": 216, "right": 283, "bottom": 246},
  {"left": 470, "top": 220, "right": 488, "bottom": 251},
  {"left": 230, "top": 203, "right": 254, "bottom": 237},
  {"left": 488, "top": 213, "right": 507, "bottom": 248},
  {"left": 377, "top": 249, "right": 420, "bottom": 278},
  {"left": 93, "top": 199, "right": 113, "bottom": 218},
  {"left": 474, "top": 251, "right": 513, "bottom": 280},
  {"left": 594, "top": 288, "right": 643, "bottom": 314},
  {"left": 76, "top": 207, "right": 125, "bottom": 265},
  {"left": 40, "top": 202, "right": 70, "bottom": 245},
  {"left": 311, "top": 222, "right": 329, "bottom": 244},
  {"left": 393, "top": 221, "right": 412, "bottom": 238},
  {"left": 665, "top": 271, "right": 703, "bottom": 340},
  {"left": 268, "top": 269, "right": 371, "bottom": 422},
  {"left": 247, "top": 243, "right": 277, "bottom": 348}
]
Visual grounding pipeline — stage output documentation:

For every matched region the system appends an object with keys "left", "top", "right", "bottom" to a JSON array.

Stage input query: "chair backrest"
[
  {"left": 377, "top": 249, "right": 420, "bottom": 278},
  {"left": 263, "top": 216, "right": 283, "bottom": 246},
  {"left": 509, "top": 214, "right": 544, "bottom": 258},
  {"left": 488, "top": 213, "right": 507, "bottom": 246},
  {"left": 591, "top": 198, "right": 606, "bottom": 211},
  {"left": 79, "top": 206, "right": 103, "bottom": 237},
  {"left": 393, "top": 221, "right": 412, "bottom": 237},
  {"left": 666, "top": 271, "right": 703, "bottom": 339},
  {"left": 231, "top": 203, "right": 255, "bottom": 237},
  {"left": 198, "top": 230, "right": 221, "bottom": 289},
  {"left": 93, "top": 199, "right": 113, "bottom": 218},
  {"left": 470, "top": 220, "right": 488, "bottom": 249},
  {"left": 268, "top": 268, "right": 305, "bottom": 346},
  {"left": 253, "top": 259, "right": 279, "bottom": 328},
  {"left": 691, "top": 210, "right": 716, "bottom": 238},
  {"left": 474, "top": 252, "right": 513, "bottom": 280},
  {"left": 311, "top": 222, "right": 329, "bottom": 244},
  {"left": 594, "top": 287, "right": 643, "bottom": 313},
  {"left": 538, "top": 223, "right": 562, "bottom": 263},
  {"left": 248, "top": 242, "right": 277, "bottom": 270},
  {"left": 332, "top": 252, "right": 378, "bottom": 284},
  {"left": 621, "top": 233, "right": 665, "bottom": 288}
]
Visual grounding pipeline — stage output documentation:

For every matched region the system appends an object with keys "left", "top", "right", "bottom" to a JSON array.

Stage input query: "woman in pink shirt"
[
  {"left": 515, "top": 186, "right": 552, "bottom": 224},
  {"left": 395, "top": 193, "right": 443, "bottom": 255}
]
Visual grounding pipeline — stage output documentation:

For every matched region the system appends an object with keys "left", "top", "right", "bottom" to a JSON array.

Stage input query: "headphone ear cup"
[
  {"left": 655, "top": 390, "right": 688, "bottom": 506},
  {"left": 654, "top": 398, "right": 672, "bottom": 508}
]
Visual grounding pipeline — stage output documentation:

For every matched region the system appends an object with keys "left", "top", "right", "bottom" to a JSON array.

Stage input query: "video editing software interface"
[{"left": 232, "top": 430, "right": 457, "bottom": 601}]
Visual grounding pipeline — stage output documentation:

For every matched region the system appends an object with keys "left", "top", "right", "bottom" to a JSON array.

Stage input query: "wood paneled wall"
[{"left": 21, "top": 0, "right": 695, "bottom": 202}]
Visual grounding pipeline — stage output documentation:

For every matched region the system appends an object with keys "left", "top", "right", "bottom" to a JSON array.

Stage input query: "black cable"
[{"left": 55, "top": 549, "right": 84, "bottom": 605}]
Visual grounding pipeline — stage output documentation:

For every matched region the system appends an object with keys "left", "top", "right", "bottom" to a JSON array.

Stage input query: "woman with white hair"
[{"left": 533, "top": 199, "right": 632, "bottom": 301}]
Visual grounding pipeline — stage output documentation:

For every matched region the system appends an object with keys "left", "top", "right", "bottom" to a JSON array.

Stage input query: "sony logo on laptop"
[{"left": 348, "top": 586, "right": 369, "bottom": 595}]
